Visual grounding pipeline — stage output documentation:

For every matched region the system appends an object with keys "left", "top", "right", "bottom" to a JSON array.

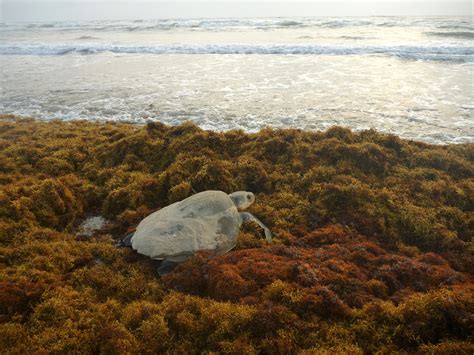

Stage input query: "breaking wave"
[
  {"left": 1, "top": 43, "right": 472, "bottom": 62},
  {"left": 277, "top": 20, "right": 304, "bottom": 27},
  {"left": 2, "top": 17, "right": 472, "bottom": 33},
  {"left": 426, "top": 31, "right": 474, "bottom": 39},
  {"left": 0, "top": 19, "right": 307, "bottom": 32},
  {"left": 76, "top": 36, "right": 101, "bottom": 40},
  {"left": 437, "top": 24, "right": 474, "bottom": 31}
]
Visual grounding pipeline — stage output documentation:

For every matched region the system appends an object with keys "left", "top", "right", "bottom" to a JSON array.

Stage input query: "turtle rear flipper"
[{"left": 157, "top": 260, "right": 179, "bottom": 276}]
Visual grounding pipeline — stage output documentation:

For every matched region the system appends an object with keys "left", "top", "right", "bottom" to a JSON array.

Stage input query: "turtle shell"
[{"left": 131, "top": 191, "right": 241, "bottom": 262}]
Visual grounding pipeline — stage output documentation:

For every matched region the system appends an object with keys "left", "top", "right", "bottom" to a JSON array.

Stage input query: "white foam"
[{"left": 77, "top": 216, "right": 108, "bottom": 237}]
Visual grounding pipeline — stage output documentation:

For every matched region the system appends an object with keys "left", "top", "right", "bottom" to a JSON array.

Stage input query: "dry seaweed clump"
[{"left": 1, "top": 115, "right": 473, "bottom": 353}]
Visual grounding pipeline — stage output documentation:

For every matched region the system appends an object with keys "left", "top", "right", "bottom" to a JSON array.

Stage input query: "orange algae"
[{"left": 0, "top": 115, "right": 473, "bottom": 353}]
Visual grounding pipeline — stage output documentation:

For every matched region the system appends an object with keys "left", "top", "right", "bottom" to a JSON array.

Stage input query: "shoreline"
[{"left": 2, "top": 114, "right": 473, "bottom": 146}]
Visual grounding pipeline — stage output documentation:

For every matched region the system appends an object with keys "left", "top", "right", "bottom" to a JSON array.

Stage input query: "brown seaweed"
[{"left": 0, "top": 115, "right": 473, "bottom": 353}]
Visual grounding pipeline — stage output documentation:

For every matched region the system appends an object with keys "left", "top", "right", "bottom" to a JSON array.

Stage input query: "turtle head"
[{"left": 229, "top": 191, "right": 255, "bottom": 211}]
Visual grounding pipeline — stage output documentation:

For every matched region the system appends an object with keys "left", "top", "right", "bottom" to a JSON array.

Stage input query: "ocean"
[{"left": 0, "top": 16, "right": 473, "bottom": 144}]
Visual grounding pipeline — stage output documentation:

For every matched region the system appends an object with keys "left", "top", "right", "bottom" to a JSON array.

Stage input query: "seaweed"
[{"left": 0, "top": 116, "right": 472, "bottom": 353}]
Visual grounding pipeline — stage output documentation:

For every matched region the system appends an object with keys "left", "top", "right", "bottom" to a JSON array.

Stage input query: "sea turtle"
[{"left": 120, "top": 190, "right": 272, "bottom": 275}]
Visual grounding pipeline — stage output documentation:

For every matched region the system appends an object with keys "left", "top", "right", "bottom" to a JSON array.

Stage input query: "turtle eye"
[{"left": 247, "top": 195, "right": 251, "bottom": 200}]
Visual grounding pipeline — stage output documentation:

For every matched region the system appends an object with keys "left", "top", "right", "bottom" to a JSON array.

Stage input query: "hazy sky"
[{"left": 2, "top": 1, "right": 472, "bottom": 22}]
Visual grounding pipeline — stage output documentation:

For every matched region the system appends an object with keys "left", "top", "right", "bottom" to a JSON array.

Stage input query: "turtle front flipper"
[
  {"left": 240, "top": 212, "right": 272, "bottom": 242},
  {"left": 118, "top": 231, "right": 135, "bottom": 247}
]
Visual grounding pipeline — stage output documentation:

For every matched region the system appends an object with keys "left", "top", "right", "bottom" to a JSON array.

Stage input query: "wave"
[
  {"left": 339, "top": 36, "right": 369, "bottom": 40},
  {"left": 1, "top": 19, "right": 305, "bottom": 32},
  {"left": 321, "top": 20, "right": 373, "bottom": 28},
  {"left": 438, "top": 24, "right": 474, "bottom": 31},
  {"left": 76, "top": 36, "right": 101, "bottom": 40},
  {"left": 26, "top": 23, "right": 56, "bottom": 29},
  {"left": 3, "top": 17, "right": 472, "bottom": 33},
  {"left": 426, "top": 31, "right": 474, "bottom": 39},
  {"left": 1, "top": 43, "right": 472, "bottom": 62},
  {"left": 277, "top": 20, "right": 304, "bottom": 27}
]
